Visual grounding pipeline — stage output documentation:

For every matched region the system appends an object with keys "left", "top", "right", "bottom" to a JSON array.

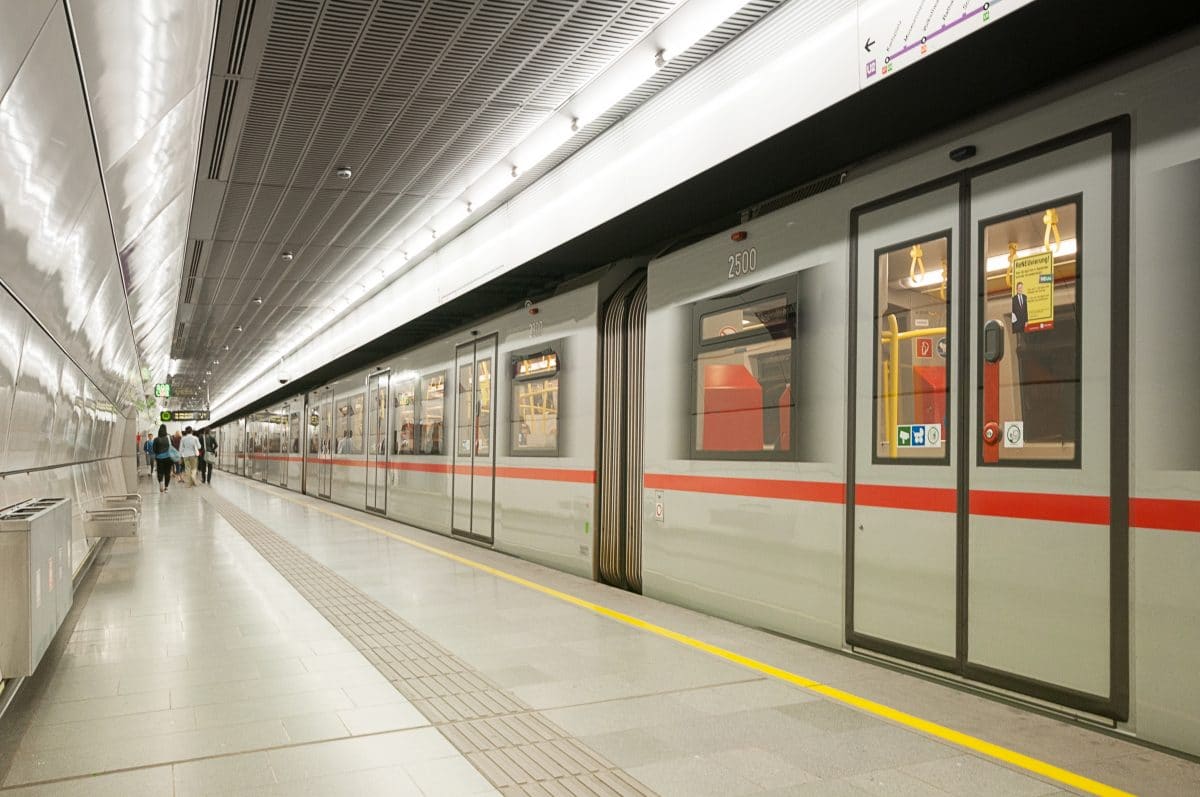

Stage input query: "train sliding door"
[
  {"left": 311, "top": 388, "right": 334, "bottom": 499},
  {"left": 365, "top": 370, "right": 389, "bottom": 514},
  {"left": 277, "top": 408, "right": 290, "bottom": 488},
  {"left": 848, "top": 122, "right": 1128, "bottom": 719},
  {"left": 964, "top": 129, "right": 1127, "bottom": 716},
  {"left": 451, "top": 335, "right": 496, "bottom": 542},
  {"left": 850, "top": 184, "right": 961, "bottom": 664}
]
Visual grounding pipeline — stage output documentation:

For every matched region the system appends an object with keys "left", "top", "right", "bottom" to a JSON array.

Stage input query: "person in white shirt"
[{"left": 178, "top": 427, "right": 203, "bottom": 486}]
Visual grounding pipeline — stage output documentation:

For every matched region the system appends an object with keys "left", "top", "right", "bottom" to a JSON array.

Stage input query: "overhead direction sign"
[
  {"left": 160, "top": 410, "right": 210, "bottom": 423},
  {"left": 154, "top": 383, "right": 172, "bottom": 398}
]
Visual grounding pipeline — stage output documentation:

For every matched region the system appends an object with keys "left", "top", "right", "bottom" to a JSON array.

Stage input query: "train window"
[
  {"left": 510, "top": 347, "right": 561, "bottom": 456},
  {"left": 419, "top": 371, "right": 446, "bottom": 455},
  {"left": 874, "top": 233, "right": 952, "bottom": 463},
  {"left": 457, "top": 359, "right": 493, "bottom": 457},
  {"left": 391, "top": 374, "right": 417, "bottom": 455},
  {"left": 980, "top": 199, "right": 1080, "bottom": 465},
  {"left": 692, "top": 280, "right": 797, "bottom": 459},
  {"left": 335, "top": 393, "right": 363, "bottom": 455}
]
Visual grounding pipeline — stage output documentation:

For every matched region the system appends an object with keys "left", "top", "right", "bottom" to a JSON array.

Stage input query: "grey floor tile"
[
  {"left": 403, "top": 755, "right": 502, "bottom": 796},
  {"left": 30, "top": 689, "right": 172, "bottom": 726},
  {"left": 266, "top": 727, "right": 460, "bottom": 782},
  {"left": 626, "top": 755, "right": 764, "bottom": 797},
  {"left": 282, "top": 711, "right": 352, "bottom": 744},
  {"left": 579, "top": 727, "right": 685, "bottom": 768},
  {"left": 766, "top": 725, "right": 960, "bottom": 780},
  {"left": 173, "top": 750, "right": 277, "bottom": 797},
  {"left": 672, "top": 678, "right": 819, "bottom": 715},
  {"left": 17, "top": 706, "right": 196, "bottom": 752},
  {"left": 0, "top": 765, "right": 175, "bottom": 796},
  {"left": 844, "top": 768, "right": 959, "bottom": 796},
  {"left": 336, "top": 701, "right": 429, "bottom": 735},
  {"left": 708, "top": 747, "right": 821, "bottom": 790},
  {"left": 900, "top": 755, "right": 1063, "bottom": 796},
  {"left": 776, "top": 700, "right": 883, "bottom": 734}
]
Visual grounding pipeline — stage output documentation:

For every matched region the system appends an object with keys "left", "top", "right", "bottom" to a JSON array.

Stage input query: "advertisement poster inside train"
[{"left": 1011, "top": 251, "right": 1054, "bottom": 333}]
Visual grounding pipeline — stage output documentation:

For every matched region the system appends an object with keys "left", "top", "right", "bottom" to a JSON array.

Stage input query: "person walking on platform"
[
  {"left": 179, "top": 426, "right": 202, "bottom": 487},
  {"left": 171, "top": 430, "right": 183, "bottom": 475},
  {"left": 203, "top": 429, "right": 218, "bottom": 484},
  {"left": 196, "top": 430, "right": 207, "bottom": 484},
  {"left": 152, "top": 425, "right": 175, "bottom": 492},
  {"left": 142, "top": 433, "right": 154, "bottom": 476}
]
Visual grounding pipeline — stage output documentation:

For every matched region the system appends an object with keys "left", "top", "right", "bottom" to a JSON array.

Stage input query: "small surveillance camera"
[{"left": 278, "top": 377, "right": 289, "bottom": 384}]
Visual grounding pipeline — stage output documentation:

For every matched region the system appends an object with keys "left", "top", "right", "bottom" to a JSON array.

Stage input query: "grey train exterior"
[{"left": 211, "top": 45, "right": 1200, "bottom": 757}]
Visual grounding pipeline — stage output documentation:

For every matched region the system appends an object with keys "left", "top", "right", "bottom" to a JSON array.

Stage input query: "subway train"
[{"left": 210, "top": 43, "right": 1200, "bottom": 757}]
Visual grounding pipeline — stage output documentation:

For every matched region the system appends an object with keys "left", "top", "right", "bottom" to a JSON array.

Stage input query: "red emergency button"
[{"left": 983, "top": 421, "right": 999, "bottom": 445}]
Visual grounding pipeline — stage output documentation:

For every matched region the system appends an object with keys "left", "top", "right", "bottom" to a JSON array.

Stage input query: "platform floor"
[{"left": 1, "top": 477, "right": 1197, "bottom": 796}]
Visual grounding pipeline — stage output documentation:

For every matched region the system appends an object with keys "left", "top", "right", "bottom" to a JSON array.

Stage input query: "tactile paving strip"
[{"left": 202, "top": 491, "right": 653, "bottom": 797}]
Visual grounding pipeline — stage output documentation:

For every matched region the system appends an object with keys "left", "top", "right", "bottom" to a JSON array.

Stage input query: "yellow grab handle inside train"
[
  {"left": 879, "top": 313, "right": 947, "bottom": 458},
  {"left": 909, "top": 244, "right": 925, "bottom": 281},
  {"left": 1043, "top": 207, "right": 1061, "bottom": 253}
]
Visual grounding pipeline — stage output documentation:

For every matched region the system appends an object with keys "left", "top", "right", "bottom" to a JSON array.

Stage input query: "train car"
[{"left": 210, "top": 43, "right": 1200, "bottom": 757}]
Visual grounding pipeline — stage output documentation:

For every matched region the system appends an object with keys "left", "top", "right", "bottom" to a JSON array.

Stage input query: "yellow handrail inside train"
[{"left": 879, "top": 314, "right": 947, "bottom": 458}]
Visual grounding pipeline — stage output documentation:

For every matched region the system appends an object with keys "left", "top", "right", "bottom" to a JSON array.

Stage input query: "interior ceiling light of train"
[{"left": 178, "top": 0, "right": 784, "bottom": 410}]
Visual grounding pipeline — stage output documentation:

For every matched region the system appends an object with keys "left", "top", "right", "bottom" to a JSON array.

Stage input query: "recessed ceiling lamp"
[
  {"left": 223, "top": 344, "right": 230, "bottom": 351},
  {"left": 281, "top": 251, "right": 294, "bottom": 262},
  {"left": 234, "top": 325, "right": 243, "bottom": 332},
  {"left": 206, "top": 370, "right": 212, "bottom": 375},
  {"left": 334, "top": 166, "right": 353, "bottom": 179},
  {"left": 212, "top": 360, "right": 220, "bottom": 365}
]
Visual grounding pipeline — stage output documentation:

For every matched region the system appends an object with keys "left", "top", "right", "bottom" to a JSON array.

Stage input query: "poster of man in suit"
[
  {"left": 1012, "top": 281, "right": 1029, "bottom": 333},
  {"left": 1011, "top": 251, "right": 1055, "bottom": 333}
]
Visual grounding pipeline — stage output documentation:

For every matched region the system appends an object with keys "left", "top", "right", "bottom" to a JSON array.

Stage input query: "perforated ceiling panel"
[{"left": 176, "top": 0, "right": 783, "bottom": 402}]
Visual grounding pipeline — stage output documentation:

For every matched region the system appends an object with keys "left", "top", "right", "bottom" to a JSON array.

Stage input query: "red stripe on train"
[
  {"left": 642, "top": 473, "right": 845, "bottom": 504},
  {"left": 1130, "top": 497, "right": 1200, "bottom": 533},
  {"left": 968, "top": 489, "right": 1110, "bottom": 525},
  {"left": 856, "top": 484, "right": 956, "bottom": 513}
]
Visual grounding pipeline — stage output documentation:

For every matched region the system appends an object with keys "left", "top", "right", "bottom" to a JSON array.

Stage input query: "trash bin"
[{"left": 0, "top": 498, "right": 72, "bottom": 678}]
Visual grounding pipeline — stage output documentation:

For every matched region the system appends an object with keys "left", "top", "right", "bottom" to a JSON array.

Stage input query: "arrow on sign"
[{"left": 864, "top": 38, "right": 875, "bottom": 52}]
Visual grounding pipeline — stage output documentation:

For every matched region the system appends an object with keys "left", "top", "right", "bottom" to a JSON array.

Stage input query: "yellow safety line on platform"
[{"left": 245, "top": 482, "right": 1134, "bottom": 797}]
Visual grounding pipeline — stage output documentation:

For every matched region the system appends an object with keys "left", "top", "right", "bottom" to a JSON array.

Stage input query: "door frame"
[
  {"left": 450, "top": 334, "right": 498, "bottom": 543},
  {"left": 365, "top": 369, "right": 390, "bottom": 515},
  {"left": 844, "top": 116, "right": 1130, "bottom": 720}
]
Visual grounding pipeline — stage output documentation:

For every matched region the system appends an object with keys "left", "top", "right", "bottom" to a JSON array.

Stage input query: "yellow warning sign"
[{"left": 1011, "top": 251, "right": 1054, "bottom": 333}]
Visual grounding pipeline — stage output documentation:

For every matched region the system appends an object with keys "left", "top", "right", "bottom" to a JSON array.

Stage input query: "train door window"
[
  {"left": 510, "top": 346, "right": 560, "bottom": 456},
  {"left": 479, "top": 360, "right": 493, "bottom": 456},
  {"left": 874, "top": 233, "right": 952, "bottom": 462},
  {"left": 691, "top": 277, "right": 797, "bottom": 459},
  {"left": 979, "top": 199, "right": 1080, "bottom": 465},
  {"left": 419, "top": 371, "right": 446, "bottom": 454},
  {"left": 392, "top": 373, "right": 417, "bottom": 455},
  {"left": 369, "top": 376, "right": 388, "bottom": 456},
  {"left": 336, "top": 394, "right": 363, "bottom": 455}
]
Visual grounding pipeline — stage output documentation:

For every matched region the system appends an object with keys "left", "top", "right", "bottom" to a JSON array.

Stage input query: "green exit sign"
[
  {"left": 160, "top": 410, "right": 173, "bottom": 422},
  {"left": 154, "top": 383, "right": 172, "bottom": 398}
]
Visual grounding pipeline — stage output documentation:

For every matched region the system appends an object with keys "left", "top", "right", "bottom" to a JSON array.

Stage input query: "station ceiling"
[
  {"left": 179, "top": 0, "right": 1200, "bottom": 421},
  {"left": 175, "top": 0, "right": 784, "bottom": 404}
]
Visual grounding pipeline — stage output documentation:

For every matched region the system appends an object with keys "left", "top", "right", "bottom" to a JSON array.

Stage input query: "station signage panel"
[
  {"left": 154, "top": 383, "right": 172, "bottom": 398},
  {"left": 160, "top": 410, "right": 211, "bottom": 422}
]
